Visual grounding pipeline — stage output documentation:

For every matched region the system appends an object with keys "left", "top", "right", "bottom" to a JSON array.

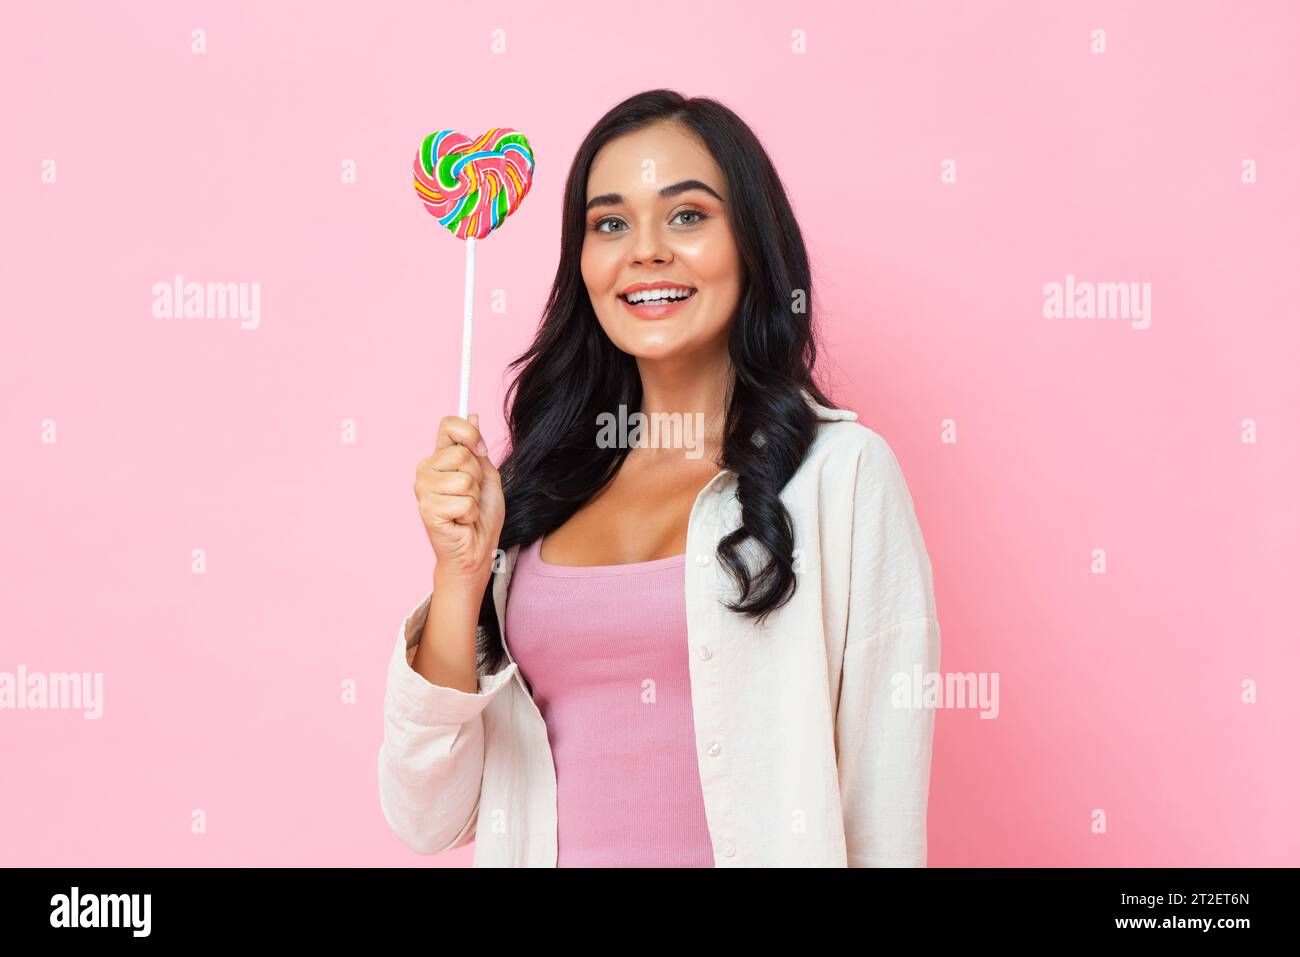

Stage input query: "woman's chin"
[
  {"left": 598, "top": 310, "right": 726, "bottom": 362},
  {"left": 617, "top": 327, "right": 692, "bottom": 360}
]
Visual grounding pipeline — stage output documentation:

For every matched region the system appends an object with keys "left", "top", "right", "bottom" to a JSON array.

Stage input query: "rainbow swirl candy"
[{"left": 413, "top": 128, "right": 535, "bottom": 240}]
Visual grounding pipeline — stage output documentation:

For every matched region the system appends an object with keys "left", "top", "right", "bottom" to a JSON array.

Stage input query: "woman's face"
[{"left": 581, "top": 121, "right": 742, "bottom": 363}]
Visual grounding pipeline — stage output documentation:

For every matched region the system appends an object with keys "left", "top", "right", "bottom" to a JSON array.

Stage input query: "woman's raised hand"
[{"left": 414, "top": 413, "right": 505, "bottom": 590}]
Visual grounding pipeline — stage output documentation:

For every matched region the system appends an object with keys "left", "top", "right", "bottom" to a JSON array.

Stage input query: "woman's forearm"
[{"left": 411, "top": 571, "right": 490, "bottom": 694}]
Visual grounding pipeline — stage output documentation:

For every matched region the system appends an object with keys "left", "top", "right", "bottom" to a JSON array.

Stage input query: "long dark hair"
[{"left": 475, "top": 88, "right": 839, "bottom": 676}]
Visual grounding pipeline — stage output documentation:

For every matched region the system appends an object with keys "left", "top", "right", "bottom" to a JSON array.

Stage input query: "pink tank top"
[{"left": 503, "top": 536, "right": 715, "bottom": 867}]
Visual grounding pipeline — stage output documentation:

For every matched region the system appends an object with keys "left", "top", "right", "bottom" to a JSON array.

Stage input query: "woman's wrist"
[{"left": 433, "top": 565, "right": 490, "bottom": 604}]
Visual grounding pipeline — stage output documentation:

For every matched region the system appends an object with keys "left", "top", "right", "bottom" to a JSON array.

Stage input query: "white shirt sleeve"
[
  {"left": 835, "top": 432, "right": 942, "bottom": 867},
  {"left": 377, "top": 588, "right": 514, "bottom": 855}
]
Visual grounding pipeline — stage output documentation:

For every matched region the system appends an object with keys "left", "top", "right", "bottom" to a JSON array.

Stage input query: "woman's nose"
[{"left": 630, "top": 238, "right": 673, "bottom": 265}]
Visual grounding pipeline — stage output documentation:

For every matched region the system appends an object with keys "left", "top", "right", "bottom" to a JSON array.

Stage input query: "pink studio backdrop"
[{"left": 2, "top": 1, "right": 1297, "bottom": 867}]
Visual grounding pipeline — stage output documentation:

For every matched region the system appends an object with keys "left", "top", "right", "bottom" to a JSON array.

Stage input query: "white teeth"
[{"left": 622, "top": 287, "right": 695, "bottom": 304}]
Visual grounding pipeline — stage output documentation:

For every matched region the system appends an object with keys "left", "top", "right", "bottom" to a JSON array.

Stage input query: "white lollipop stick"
[{"left": 458, "top": 235, "right": 477, "bottom": 419}]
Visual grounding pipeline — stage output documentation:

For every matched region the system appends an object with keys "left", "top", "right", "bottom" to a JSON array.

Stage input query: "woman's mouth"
[{"left": 617, "top": 287, "right": 698, "bottom": 320}]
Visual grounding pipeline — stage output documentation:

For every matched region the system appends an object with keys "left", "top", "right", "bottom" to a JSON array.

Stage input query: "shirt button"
[
  {"left": 722, "top": 841, "right": 736, "bottom": 857},
  {"left": 698, "top": 645, "right": 712, "bottom": 661},
  {"left": 707, "top": 741, "right": 721, "bottom": 757},
  {"left": 695, "top": 552, "right": 711, "bottom": 566}
]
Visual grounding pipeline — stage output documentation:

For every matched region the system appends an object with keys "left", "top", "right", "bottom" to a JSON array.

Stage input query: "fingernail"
[{"left": 474, "top": 439, "right": 488, "bottom": 455}]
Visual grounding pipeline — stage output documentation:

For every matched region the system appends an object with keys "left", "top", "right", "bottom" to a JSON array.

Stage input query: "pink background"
[{"left": 2, "top": 0, "right": 1297, "bottom": 866}]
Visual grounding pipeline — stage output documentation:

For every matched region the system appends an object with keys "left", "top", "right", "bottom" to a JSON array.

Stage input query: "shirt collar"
[
  {"left": 709, "top": 388, "right": 857, "bottom": 484},
  {"left": 801, "top": 388, "right": 859, "bottom": 422}
]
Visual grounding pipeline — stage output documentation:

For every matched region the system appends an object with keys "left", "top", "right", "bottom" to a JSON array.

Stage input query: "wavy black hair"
[{"left": 475, "top": 88, "right": 840, "bottom": 677}]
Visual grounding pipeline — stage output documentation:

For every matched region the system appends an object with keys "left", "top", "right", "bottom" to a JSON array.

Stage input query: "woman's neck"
[{"left": 633, "top": 350, "right": 733, "bottom": 464}]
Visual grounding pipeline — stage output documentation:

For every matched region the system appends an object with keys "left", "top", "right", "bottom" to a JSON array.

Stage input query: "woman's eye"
[{"left": 592, "top": 209, "right": 708, "bottom": 233}]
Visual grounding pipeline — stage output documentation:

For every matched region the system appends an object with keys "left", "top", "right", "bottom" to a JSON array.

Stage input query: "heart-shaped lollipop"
[
  {"left": 412, "top": 127, "right": 537, "bottom": 418},
  {"left": 413, "top": 128, "right": 535, "bottom": 240}
]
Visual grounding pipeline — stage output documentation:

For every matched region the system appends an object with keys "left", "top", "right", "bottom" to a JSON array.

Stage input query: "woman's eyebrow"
[{"left": 585, "top": 179, "right": 725, "bottom": 212}]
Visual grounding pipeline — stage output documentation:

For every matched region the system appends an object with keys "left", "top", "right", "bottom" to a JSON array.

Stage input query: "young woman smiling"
[{"left": 379, "top": 89, "right": 941, "bottom": 867}]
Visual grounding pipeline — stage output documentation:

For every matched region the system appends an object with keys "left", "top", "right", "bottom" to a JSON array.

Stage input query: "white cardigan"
[{"left": 378, "top": 392, "right": 941, "bottom": 866}]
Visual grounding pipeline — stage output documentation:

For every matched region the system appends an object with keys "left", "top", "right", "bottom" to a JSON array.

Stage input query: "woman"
[{"left": 379, "top": 89, "right": 941, "bottom": 867}]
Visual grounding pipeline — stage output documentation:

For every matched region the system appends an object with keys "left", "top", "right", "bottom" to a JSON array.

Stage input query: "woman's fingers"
[
  {"left": 427, "top": 442, "right": 484, "bottom": 485},
  {"left": 435, "top": 414, "right": 488, "bottom": 456}
]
